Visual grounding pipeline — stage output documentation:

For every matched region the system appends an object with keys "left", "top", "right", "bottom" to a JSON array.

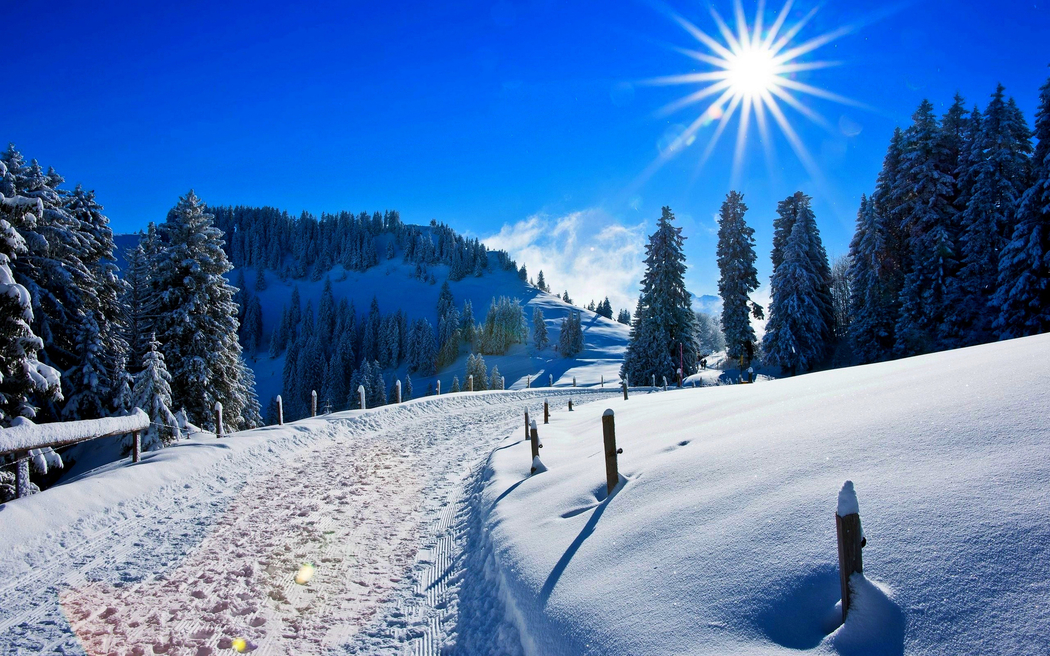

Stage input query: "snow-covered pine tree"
[
  {"left": 437, "top": 282, "right": 460, "bottom": 369},
  {"left": 450, "top": 375, "right": 461, "bottom": 393},
  {"left": 561, "top": 291, "right": 571, "bottom": 304},
  {"left": 617, "top": 308, "right": 631, "bottom": 325},
  {"left": 558, "top": 311, "right": 584, "bottom": 357},
  {"left": 953, "top": 85, "right": 1034, "bottom": 344},
  {"left": 477, "top": 297, "right": 528, "bottom": 355},
  {"left": 0, "top": 161, "right": 62, "bottom": 424},
  {"left": 461, "top": 300, "right": 475, "bottom": 346},
  {"left": 490, "top": 365, "right": 502, "bottom": 390},
  {"left": 693, "top": 311, "right": 726, "bottom": 356},
  {"left": 61, "top": 310, "right": 109, "bottom": 420},
  {"left": 255, "top": 267, "right": 267, "bottom": 291},
  {"left": 994, "top": 74, "right": 1050, "bottom": 338},
  {"left": 715, "top": 192, "right": 763, "bottom": 365},
  {"left": 532, "top": 307, "right": 549, "bottom": 349},
  {"left": 764, "top": 219, "right": 829, "bottom": 374},
  {"left": 129, "top": 334, "right": 181, "bottom": 451},
  {"left": 893, "top": 100, "right": 958, "bottom": 356},
  {"left": 848, "top": 195, "right": 898, "bottom": 362},
  {"left": 621, "top": 206, "right": 698, "bottom": 382},
  {"left": 772, "top": 192, "right": 834, "bottom": 347},
  {"left": 124, "top": 243, "right": 157, "bottom": 372},
  {"left": 536, "top": 270, "right": 548, "bottom": 292},
  {"left": 404, "top": 373, "right": 413, "bottom": 400},
  {"left": 151, "top": 190, "right": 256, "bottom": 430}
]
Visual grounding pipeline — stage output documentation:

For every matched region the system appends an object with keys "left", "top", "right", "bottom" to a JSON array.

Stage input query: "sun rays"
[{"left": 642, "top": 0, "right": 863, "bottom": 188}]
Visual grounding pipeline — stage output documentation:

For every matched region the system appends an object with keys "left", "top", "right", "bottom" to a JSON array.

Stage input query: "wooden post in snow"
[
  {"left": 214, "top": 401, "right": 224, "bottom": 439},
  {"left": 568, "top": 398, "right": 573, "bottom": 411},
  {"left": 622, "top": 381, "right": 628, "bottom": 401},
  {"left": 132, "top": 431, "right": 142, "bottom": 463},
  {"left": 602, "top": 409, "right": 622, "bottom": 496},
  {"left": 601, "top": 374, "right": 604, "bottom": 388},
  {"left": 395, "top": 380, "right": 402, "bottom": 403},
  {"left": 677, "top": 368, "right": 683, "bottom": 388},
  {"left": 276, "top": 395, "right": 284, "bottom": 425},
  {"left": 572, "top": 376, "right": 576, "bottom": 387},
  {"left": 652, "top": 374, "right": 656, "bottom": 388},
  {"left": 524, "top": 409, "right": 530, "bottom": 443},
  {"left": 358, "top": 385, "right": 366, "bottom": 410},
  {"left": 836, "top": 481, "right": 866, "bottom": 622},
  {"left": 15, "top": 452, "right": 30, "bottom": 499},
  {"left": 549, "top": 373, "right": 553, "bottom": 387},
  {"left": 663, "top": 376, "right": 668, "bottom": 391},
  {"left": 468, "top": 375, "right": 473, "bottom": 392},
  {"left": 530, "top": 419, "right": 540, "bottom": 460},
  {"left": 436, "top": 380, "right": 441, "bottom": 395},
  {"left": 311, "top": 390, "right": 318, "bottom": 417},
  {"left": 544, "top": 400, "right": 549, "bottom": 424}
]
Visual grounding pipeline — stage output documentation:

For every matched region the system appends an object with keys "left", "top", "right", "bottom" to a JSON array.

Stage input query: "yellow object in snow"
[{"left": 295, "top": 563, "right": 316, "bottom": 585}]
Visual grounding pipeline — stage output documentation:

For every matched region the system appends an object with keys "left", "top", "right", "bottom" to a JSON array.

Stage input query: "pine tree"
[
  {"left": 461, "top": 300, "right": 475, "bottom": 346},
  {"left": 764, "top": 220, "right": 829, "bottom": 374},
  {"left": 558, "top": 311, "right": 585, "bottom": 357},
  {"left": 994, "top": 74, "right": 1050, "bottom": 337},
  {"left": 437, "top": 282, "right": 460, "bottom": 369},
  {"left": 0, "top": 161, "right": 62, "bottom": 423},
  {"left": 894, "top": 100, "right": 958, "bottom": 356},
  {"left": 124, "top": 242, "right": 157, "bottom": 372},
  {"left": 532, "top": 307, "right": 549, "bottom": 349},
  {"left": 953, "top": 85, "right": 1034, "bottom": 344},
  {"left": 151, "top": 191, "right": 255, "bottom": 430},
  {"left": 562, "top": 290, "right": 571, "bottom": 304},
  {"left": 715, "top": 192, "right": 763, "bottom": 364},
  {"left": 617, "top": 308, "right": 631, "bottom": 325},
  {"left": 490, "top": 365, "right": 503, "bottom": 390},
  {"left": 404, "top": 373, "right": 413, "bottom": 401},
  {"left": 61, "top": 310, "right": 109, "bottom": 420},
  {"left": 451, "top": 375, "right": 461, "bottom": 393},
  {"left": 772, "top": 192, "right": 834, "bottom": 347},
  {"left": 848, "top": 196, "right": 898, "bottom": 362},
  {"left": 536, "top": 270, "right": 548, "bottom": 292},
  {"left": 621, "top": 207, "right": 697, "bottom": 382},
  {"left": 255, "top": 267, "right": 267, "bottom": 291},
  {"left": 130, "top": 335, "right": 181, "bottom": 451}
]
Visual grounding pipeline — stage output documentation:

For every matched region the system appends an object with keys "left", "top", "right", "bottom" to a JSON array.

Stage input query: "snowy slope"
[
  {"left": 240, "top": 261, "right": 629, "bottom": 406},
  {"left": 478, "top": 333, "right": 1050, "bottom": 655}
]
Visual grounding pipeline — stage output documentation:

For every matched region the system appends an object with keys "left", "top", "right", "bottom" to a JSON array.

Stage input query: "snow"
[
  {"left": 478, "top": 333, "right": 1050, "bottom": 655},
  {"left": 837, "top": 480, "right": 860, "bottom": 517},
  {"left": 0, "top": 409, "right": 149, "bottom": 454}
]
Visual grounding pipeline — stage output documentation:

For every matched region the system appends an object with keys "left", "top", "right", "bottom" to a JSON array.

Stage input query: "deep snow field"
[
  {"left": 1, "top": 333, "right": 1047, "bottom": 655},
  {"left": 479, "top": 332, "right": 1050, "bottom": 655}
]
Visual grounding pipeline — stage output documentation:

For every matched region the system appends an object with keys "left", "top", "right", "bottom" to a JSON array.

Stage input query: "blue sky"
[{"left": 5, "top": 0, "right": 1049, "bottom": 310}]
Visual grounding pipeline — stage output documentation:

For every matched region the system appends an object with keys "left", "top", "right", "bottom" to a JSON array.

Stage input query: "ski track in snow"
[{"left": 0, "top": 390, "right": 617, "bottom": 655}]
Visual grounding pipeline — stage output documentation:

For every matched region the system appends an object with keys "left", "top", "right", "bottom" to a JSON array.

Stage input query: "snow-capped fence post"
[
  {"left": 836, "top": 481, "right": 866, "bottom": 622},
  {"left": 602, "top": 409, "right": 622, "bottom": 496},
  {"left": 311, "top": 390, "right": 318, "bottom": 417},
  {"left": 622, "top": 381, "right": 629, "bottom": 401},
  {"left": 544, "top": 400, "right": 549, "bottom": 424},
  {"left": 468, "top": 375, "right": 473, "bottom": 392},
  {"left": 358, "top": 385, "right": 366, "bottom": 410},
  {"left": 15, "top": 454, "right": 30, "bottom": 499},
  {"left": 530, "top": 419, "right": 540, "bottom": 461},
  {"left": 652, "top": 374, "right": 656, "bottom": 388},
  {"left": 601, "top": 374, "right": 604, "bottom": 388},
  {"left": 276, "top": 395, "right": 284, "bottom": 425},
  {"left": 663, "top": 376, "right": 668, "bottom": 391},
  {"left": 132, "top": 431, "right": 142, "bottom": 463},
  {"left": 436, "top": 380, "right": 441, "bottom": 395},
  {"left": 549, "top": 374, "right": 553, "bottom": 387},
  {"left": 572, "top": 376, "right": 576, "bottom": 387},
  {"left": 677, "top": 368, "right": 683, "bottom": 388},
  {"left": 214, "top": 402, "right": 225, "bottom": 439},
  {"left": 568, "top": 398, "right": 573, "bottom": 411},
  {"left": 395, "top": 380, "right": 402, "bottom": 403}
]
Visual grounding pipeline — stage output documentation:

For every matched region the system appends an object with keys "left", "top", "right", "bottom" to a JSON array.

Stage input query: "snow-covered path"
[{"left": 0, "top": 390, "right": 615, "bottom": 655}]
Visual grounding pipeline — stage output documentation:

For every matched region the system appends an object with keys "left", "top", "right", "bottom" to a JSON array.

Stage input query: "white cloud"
[{"left": 484, "top": 209, "right": 647, "bottom": 314}]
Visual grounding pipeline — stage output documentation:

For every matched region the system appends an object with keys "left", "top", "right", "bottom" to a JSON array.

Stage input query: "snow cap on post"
[
  {"left": 603, "top": 408, "right": 615, "bottom": 417},
  {"left": 837, "top": 480, "right": 860, "bottom": 517},
  {"left": 530, "top": 419, "right": 537, "bottom": 430},
  {"left": 214, "top": 401, "right": 222, "bottom": 411}
]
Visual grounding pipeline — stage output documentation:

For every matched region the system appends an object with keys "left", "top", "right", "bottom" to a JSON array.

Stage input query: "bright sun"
[{"left": 643, "top": 0, "right": 862, "bottom": 186}]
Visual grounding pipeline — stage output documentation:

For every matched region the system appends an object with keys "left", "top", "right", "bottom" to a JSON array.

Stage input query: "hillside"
[{"left": 477, "top": 332, "right": 1050, "bottom": 655}]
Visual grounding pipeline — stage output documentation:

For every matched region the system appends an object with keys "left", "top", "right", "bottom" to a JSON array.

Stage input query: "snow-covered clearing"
[
  {"left": 480, "top": 333, "right": 1050, "bottom": 655},
  {"left": 0, "top": 389, "right": 617, "bottom": 655}
]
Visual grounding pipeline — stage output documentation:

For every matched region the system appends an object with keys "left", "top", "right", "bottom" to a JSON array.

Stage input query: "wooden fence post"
[
  {"left": 132, "top": 431, "right": 141, "bottom": 463},
  {"left": 525, "top": 409, "right": 530, "bottom": 442},
  {"left": 15, "top": 452, "right": 30, "bottom": 499},
  {"left": 214, "top": 401, "right": 224, "bottom": 439},
  {"left": 395, "top": 380, "right": 402, "bottom": 403},
  {"left": 663, "top": 376, "right": 668, "bottom": 391},
  {"left": 601, "top": 410, "right": 622, "bottom": 496},
  {"left": 677, "top": 368, "right": 683, "bottom": 388},
  {"left": 358, "top": 385, "right": 367, "bottom": 410},
  {"left": 468, "top": 375, "right": 473, "bottom": 392},
  {"left": 572, "top": 376, "right": 576, "bottom": 387},
  {"left": 601, "top": 374, "right": 604, "bottom": 388},
  {"left": 568, "top": 398, "right": 573, "bottom": 411},
  {"left": 544, "top": 400, "right": 549, "bottom": 424},
  {"left": 622, "top": 381, "right": 628, "bottom": 401},
  {"left": 652, "top": 374, "right": 656, "bottom": 387},
  {"left": 276, "top": 395, "right": 284, "bottom": 425},
  {"left": 836, "top": 481, "right": 866, "bottom": 622},
  {"left": 436, "top": 380, "right": 441, "bottom": 395},
  {"left": 530, "top": 419, "right": 540, "bottom": 461},
  {"left": 311, "top": 390, "right": 317, "bottom": 417},
  {"left": 549, "top": 373, "right": 553, "bottom": 387}
]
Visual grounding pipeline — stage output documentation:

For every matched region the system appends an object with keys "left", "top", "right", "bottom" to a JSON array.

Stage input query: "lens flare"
[{"left": 295, "top": 563, "right": 316, "bottom": 585}]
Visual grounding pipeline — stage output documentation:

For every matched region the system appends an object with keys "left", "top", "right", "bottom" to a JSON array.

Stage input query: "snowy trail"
[{"left": 0, "top": 390, "right": 615, "bottom": 655}]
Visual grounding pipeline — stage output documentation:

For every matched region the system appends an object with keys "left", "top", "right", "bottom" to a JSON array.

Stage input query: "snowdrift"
[{"left": 480, "top": 333, "right": 1050, "bottom": 655}]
